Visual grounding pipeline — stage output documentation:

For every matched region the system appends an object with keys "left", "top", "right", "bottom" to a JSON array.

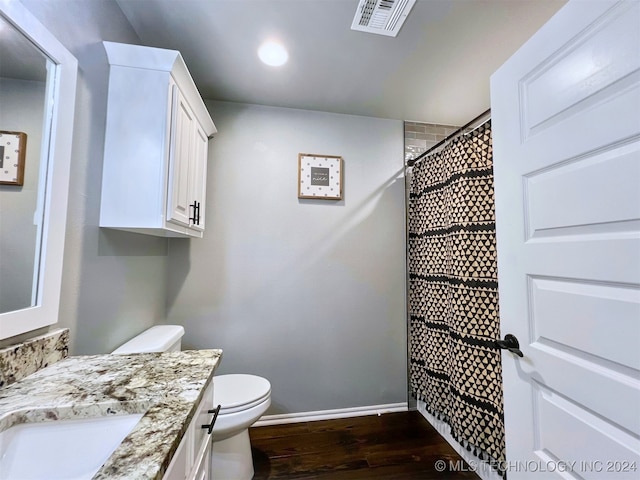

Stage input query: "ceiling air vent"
[{"left": 351, "top": 0, "right": 417, "bottom": 37}]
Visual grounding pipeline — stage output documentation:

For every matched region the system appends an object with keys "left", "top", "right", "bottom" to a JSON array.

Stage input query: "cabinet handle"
[
  {"left": 189, "top": 202, "right": 197, "bottom": 224},
  {"left": 202, "top": 404, "right": 221, "bottom": 434},
  {"left": 189, "top": 201, "right": 201, "bottom": 226}
]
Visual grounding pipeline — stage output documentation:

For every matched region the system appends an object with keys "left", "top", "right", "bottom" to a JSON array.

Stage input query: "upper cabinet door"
[
  {"left": 189, "top": 122, "right": 209, "bottom": 233},
  {"left": 166, "top": 81, "right": 209, "bottom": 233},
  {"left": 167, "top": 83, "right": 196, "bottom": 228}
]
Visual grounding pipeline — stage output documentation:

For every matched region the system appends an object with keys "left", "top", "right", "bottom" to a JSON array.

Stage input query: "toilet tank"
[{"left": 112, "top": 325, "right": 185, "bottom": 354}]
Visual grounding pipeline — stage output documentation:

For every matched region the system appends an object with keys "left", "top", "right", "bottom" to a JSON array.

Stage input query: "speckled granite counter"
[
  {"left": 0, "top": 349, "right": 222, "bottom": 479},
  {"left": 0, "top": 329, "right": 69, "bottom": 387}
]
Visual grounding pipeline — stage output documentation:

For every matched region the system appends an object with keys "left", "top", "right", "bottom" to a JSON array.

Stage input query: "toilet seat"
[{"left": 214, "top": 374, "right": 271, "bottom": 415}]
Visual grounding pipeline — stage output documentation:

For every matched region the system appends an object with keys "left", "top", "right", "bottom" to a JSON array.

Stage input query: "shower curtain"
[{"left": 408, "top": 121, "right": 506, "bottom": 471}]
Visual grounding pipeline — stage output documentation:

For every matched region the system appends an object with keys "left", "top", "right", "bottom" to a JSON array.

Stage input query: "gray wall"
[
  {"left": 15, "top": 2, "right": 410, "bottom": 415},
  {"left": 0, "top": 78, "right": 45, "bottom": 313},
  {"left": 21, "top": 0, "right": 168, "bottom": 354},
  {"left": 166, "top": 101, "right": 408, "bottom": 415}
]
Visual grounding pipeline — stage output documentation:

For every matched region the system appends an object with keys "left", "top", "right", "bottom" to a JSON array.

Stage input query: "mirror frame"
[{"left": 0, "top": 0, "right": 77, "bottom": 339}]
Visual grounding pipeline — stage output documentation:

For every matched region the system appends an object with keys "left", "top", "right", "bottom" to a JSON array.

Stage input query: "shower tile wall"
[{"left": 404, "top": 122, "right": 459, "bottom": 162}]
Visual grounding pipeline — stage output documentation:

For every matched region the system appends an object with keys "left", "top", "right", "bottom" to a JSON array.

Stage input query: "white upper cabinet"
[{"left": 100, "top": 41, "right": 216, "bottom": 238}]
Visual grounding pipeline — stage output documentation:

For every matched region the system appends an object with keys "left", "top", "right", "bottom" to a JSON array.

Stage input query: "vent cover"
[{"left": 351, "top": 0, "right": 417, "bottom": 37}]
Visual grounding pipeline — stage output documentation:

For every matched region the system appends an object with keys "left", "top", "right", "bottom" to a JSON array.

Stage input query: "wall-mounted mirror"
[
  {"left": 0, "top": 0, "right": 77, "bottom": 339},
  {"left": 0, "top": 12, "right": 49, "bottom": 314}
]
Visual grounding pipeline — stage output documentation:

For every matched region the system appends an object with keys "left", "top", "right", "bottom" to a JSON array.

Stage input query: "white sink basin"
[{"left": 0, "top": 413, "right": 144, "bottom": 480}]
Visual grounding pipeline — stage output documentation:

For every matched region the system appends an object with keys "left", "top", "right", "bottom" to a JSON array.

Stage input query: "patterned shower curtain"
[{"left": 408, "top": 121, "right": 506, "bottom": 472}]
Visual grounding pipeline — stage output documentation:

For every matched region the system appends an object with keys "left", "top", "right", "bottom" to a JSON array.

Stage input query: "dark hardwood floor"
[{"left": 250, "top": 410, "right": 481, "bottom": 479}]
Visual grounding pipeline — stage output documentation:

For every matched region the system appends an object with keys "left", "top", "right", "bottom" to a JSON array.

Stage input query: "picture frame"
[
  {"left": 0, "top": 131, "right": 27, "bottom": 186},
  {"left": 298, "top": 153, "right": 343, "bottom": 200}
]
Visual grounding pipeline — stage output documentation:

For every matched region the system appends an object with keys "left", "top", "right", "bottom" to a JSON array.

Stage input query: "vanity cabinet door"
[
  {"left": 189, "top": 380, "right": 215, "bottom": 468},
  {"left": 163, "top": 432, "right": 189, "bottom": 480},
  {"left": 191, "top": 434, "right": 212, "bottom": 480},
  {"left": 163, "top": 380, "right": 215, "bottom": 480}
]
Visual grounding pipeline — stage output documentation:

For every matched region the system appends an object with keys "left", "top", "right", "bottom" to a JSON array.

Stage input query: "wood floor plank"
[
  {"left": 250, "top": 411, "right": 481, "bottom": 479},
  {"left": 249, "top": 422, "right": 312, "bottom": 441},
  {"left": 252, "top": 430, "right": 370, "bottom": 460}
]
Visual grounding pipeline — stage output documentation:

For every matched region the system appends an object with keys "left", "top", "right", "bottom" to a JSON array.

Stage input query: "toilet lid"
[{"left": 213, "top": 374, "right": 271, "bottom": 412}]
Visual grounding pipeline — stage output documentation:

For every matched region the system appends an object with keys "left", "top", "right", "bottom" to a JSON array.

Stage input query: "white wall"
[
  {"left": 21, "top": 0, "right": 168, "bottom": 354},
  {"left": 166, "top": 101, "right": 408, "bottom": 414},
  {"left": 0, "top": 78, "right": 45, "bottom": 313}
]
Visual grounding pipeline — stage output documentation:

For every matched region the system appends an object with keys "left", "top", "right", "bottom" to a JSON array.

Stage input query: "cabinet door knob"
[{"left": 202, "top": 404, "right": 221, "bottom": 434}]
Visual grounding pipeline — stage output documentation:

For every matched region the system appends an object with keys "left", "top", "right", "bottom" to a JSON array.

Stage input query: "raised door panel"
[
  {"left": 167, "top": 84, "right": 195, "bottom": 228},
  {"left": 188, "top": 123, "right": 209, "bottom": 233},
  {"left": 189, "top": 442, "right": 211, "bottom": 480}
]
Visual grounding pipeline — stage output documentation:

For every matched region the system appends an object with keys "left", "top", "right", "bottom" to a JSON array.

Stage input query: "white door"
[
  {"left": 168, "top": 83, "right": 195, "bottom": 228},
  {"left": 491, "top": 0, "right": 640, "bottom": 477},
  {"left": 188, "top": 123, "right": 209, "bottom": 232}
]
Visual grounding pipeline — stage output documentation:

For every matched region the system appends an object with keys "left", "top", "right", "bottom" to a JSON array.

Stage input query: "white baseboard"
[
  {"left": 416, "top": 400, "right": 502, "bottom": 480},
  {"left": 253, "top": 402, "right": 408, "bottom": 427}
]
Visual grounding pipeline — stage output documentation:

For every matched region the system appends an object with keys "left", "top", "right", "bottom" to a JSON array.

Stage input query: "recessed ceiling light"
[{"left": 258, "top": 41, "right": 288, "bottom": 67}]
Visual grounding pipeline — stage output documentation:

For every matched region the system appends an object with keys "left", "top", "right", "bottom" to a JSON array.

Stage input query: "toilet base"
[{"left": 210, "top": 428, "right": 254, "bottom": 480}]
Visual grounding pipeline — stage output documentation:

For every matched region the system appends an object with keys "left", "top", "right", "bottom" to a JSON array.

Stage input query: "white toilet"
[
  {"left": 112, "top": 325, "right": 271, "bottom": 480},
  {"left": 210, "top": 374, "right": 271, "bottom": 480},
  {"left": 111, "top": 325, "right": 185, "bottom": 354}
]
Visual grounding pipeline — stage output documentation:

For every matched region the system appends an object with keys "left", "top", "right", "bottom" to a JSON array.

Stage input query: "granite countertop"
[{"left": 0, "top": 349, "right": 223, "bottom": 479}]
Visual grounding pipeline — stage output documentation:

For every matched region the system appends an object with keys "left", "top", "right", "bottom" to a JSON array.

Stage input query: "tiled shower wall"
[
  {"left": 404, "top": 121, "right": 459, "bottom": 162},
  {"left": 404, "top": 121, "right": 460, "bottom": 218}
]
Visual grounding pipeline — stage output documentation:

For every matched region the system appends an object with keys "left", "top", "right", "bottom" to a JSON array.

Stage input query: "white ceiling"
[{"left": 115, "top": 0, "right": 567, "bottom": 125}]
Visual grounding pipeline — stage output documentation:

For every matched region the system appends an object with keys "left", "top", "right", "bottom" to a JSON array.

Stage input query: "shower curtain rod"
[{"left": 406, "top": 108, "right": 491, "bottom": 167}]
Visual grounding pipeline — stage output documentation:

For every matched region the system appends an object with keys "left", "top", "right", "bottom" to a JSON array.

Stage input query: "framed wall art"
[
  {"left": 298, "top": 153, "right": 343, "bottom": 200},
  {"left": 0, "top": 131, "right": 27, "bottom": 186}
]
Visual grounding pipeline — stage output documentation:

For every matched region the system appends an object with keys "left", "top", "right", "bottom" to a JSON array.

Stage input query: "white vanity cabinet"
[
  {"left": 164, "top": 380, "right": 218, "bottom": 480},
  {"left": 100, "top": 41, "right": 216, "bottom": 238}
]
